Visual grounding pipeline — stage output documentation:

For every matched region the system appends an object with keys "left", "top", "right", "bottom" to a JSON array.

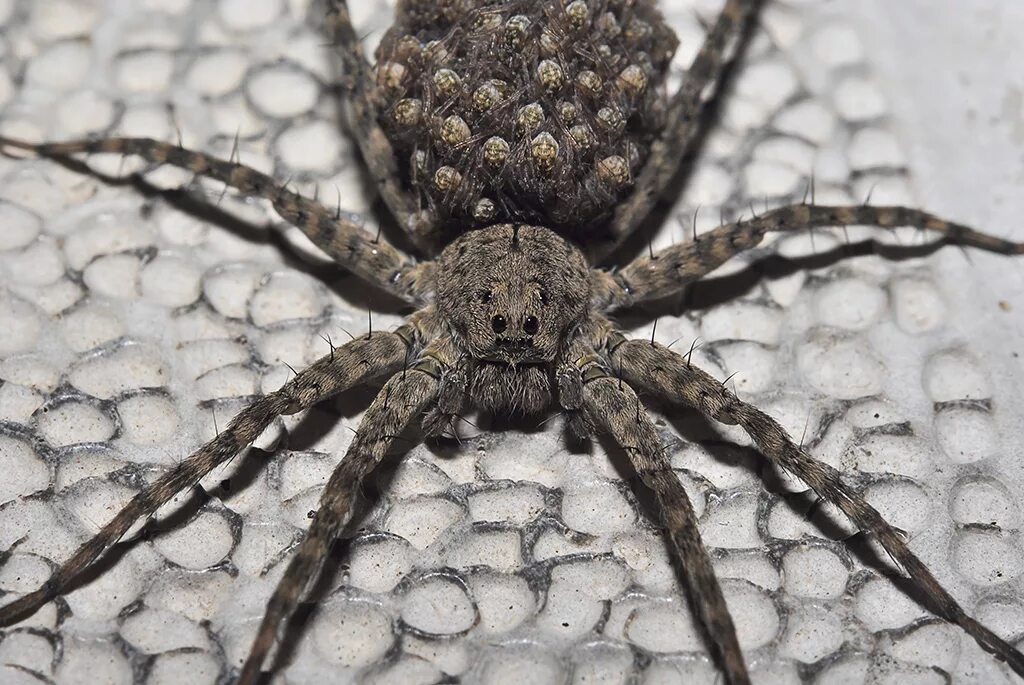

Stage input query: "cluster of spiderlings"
[{"left": 374, "top": 0, "right": 678, "bottom": 248}]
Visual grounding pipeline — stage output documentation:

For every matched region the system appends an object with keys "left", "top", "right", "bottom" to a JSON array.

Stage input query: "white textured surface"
[{"left": 0, "top": 1, "right": 1023, "bottom": 684}]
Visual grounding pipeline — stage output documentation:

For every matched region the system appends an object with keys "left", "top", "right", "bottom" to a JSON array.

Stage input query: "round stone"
[
  {"left": 0, "top": 436, "right": 49, "bottom": 503},
  {"left": 0, "top": 295, "right": 43, "bottom": 356},
  {"left": 797, "top": 332, "right": 884, "bottom": 399},
  {"left": 348, "top": 536, "right": 414, "bottom": 593},
  {"left": 36, "top": 401, "right": 115, "bottom": 446},
  {"left": 468, "top": 572, "right": 535, "bottom": 635},
  {"left": 813, "top": 278, "right": 887, "bottom": 330},
  {"left": 953, "top": 528, "right": 1024, "bottom": 586},
  {"left": 0, "top": 202, "right": 41, "bottom": 251},
  {"left": 148, "top": 651, "right": 219, "bottom": 685},
  {"left": 276, "top": 120, "right": 343, "bottom": 173},
  {"left": 153, "top": 511, "right": 233, "bottom": 570},
  {"left": 117, "top": 393, "right": 178, "bottom": 444},
  {"left": 187, "top": 49, "right": 248, "bottom": 96},
  {"left": 218, "top": 0, "right": 282, "bottom": 31},
  {"left": 934, "top": 406, "right": 999, "bottom": 464},
  {"left": 561, "top": 480, "right": 636, "bottom": 534},
  {"left": 383, "top": 496, "right": 463, "bottom": 549},
  {"left": 249, "top": 272, "right": 323, "bottom": 326},
  {"left": 311, "top": 600, "right": 394, "bottom": 667},
  {"left": 401, "top": 575, "right": 476, "bottom": 635},
  {"left": 923, "top": 349, "right": 990, "bottom": 401},
  {"left": 782, "top": 545, "right": 848, "bottom": 599},
  {"left": 247, "top": 64, "right": 319, "bottom": 118},
  {"left": 950, "top": 477, "right": 1019, "bottom": 528},
  {"left": 69, "top": 343, "right": 167, "bottom": 399},
  {"left": 140, "top": 254, "right": 202, "bottom": 307}
]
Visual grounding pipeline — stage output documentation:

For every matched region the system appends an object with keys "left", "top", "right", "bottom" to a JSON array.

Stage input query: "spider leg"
[
  {"left": 599, "top": 325, "right": 1024, "bottom": 678},
  {"left": 237, "top": 338, "right": 453, "bottom": 684},
  {"left": 324, "top": 1, "right": 439, "bottom": 252},
  {"left": 0, "top": 135, "right": 434, "bottom": 304},
  {"left": 597, "top": 0, "right": 763, "bottom": 258},
  {"left": 592, "top": 203, "right": 1024, "bottom": 310},
  {"left": 575, "top": 351, "right": 750, "bottom": 685},
  {"left": 0, "top": 318, "right": 428, "bottom": 626}
]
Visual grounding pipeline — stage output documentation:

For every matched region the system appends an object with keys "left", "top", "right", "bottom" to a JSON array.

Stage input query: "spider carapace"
[{"left": 1, "top": 2, "right": 1024, "bottom": 684}]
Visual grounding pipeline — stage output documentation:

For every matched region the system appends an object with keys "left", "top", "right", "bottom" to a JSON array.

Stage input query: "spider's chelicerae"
[{"left": 0, "top": 0, "right": 1022, "bottom": 683}]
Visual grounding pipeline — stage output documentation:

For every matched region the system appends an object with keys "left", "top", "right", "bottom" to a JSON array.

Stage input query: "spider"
[{"left": 0, "top": 0, "right": 1022, "bottom": 683}]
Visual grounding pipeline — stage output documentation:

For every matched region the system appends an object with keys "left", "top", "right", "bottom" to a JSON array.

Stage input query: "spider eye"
[
  {"left": 539, "top": 290, "right": 549, "bottom": 305},
  {"left": 477, "top": 290, "right": 492, "bottom": 304}
]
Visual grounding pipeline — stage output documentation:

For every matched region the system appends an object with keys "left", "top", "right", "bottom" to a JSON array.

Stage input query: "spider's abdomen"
[{"left": 374, "top": 0, "right": 678, "bottom": 250}]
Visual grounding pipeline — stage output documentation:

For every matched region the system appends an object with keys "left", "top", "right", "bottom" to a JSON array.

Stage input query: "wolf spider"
[{"left": 0, "top": 0, "right": 1022, "bottom": 683}]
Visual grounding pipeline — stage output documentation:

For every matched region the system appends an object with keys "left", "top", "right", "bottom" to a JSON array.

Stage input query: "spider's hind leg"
[
  {"left": 238, "top": 336, "right": 454, "bottom": 685},
  {"left": 601, "top": 327, "right": 1024, "bottom": 679},
  {"left": 0, "top": 322, "right": 424, "bottom": 627}
]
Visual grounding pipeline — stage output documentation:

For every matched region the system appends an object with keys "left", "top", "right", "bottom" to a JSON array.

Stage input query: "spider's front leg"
[
  {"left": 0, "top": 316, "right": 430, "bottom": 626},
  {"left": 0, "top": 135, "right": 433, "bottom": 304},
  {"left": 593, "top": 203, "right": 1024, "bottom": 309},
  {"left": 600, "top": 327, "right": 1024, "bottom": 678},
  {"left": 238, "top": 336, "right": 455, "bottom": 684},
  {"left": 577, "top": 351, "right": 751, "bottom": 684}
]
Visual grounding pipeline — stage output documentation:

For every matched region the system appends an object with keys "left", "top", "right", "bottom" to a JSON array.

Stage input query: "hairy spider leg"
[
  {"left": 579, "top": 354, "right": 751, "bottom": 685},
  {"left": 599, "top": 0, "right": 764, "bottom": 256},
  {"left": 0, "top": 135, "right": 433, "bottom": 303},
  {"left": 593, "top": 203, "right": 1024, "bottom": 309},
  {"left": 601, "top": 327, "right": 1024, "bottom": 679},
  {"left": 238, "top": 338, "right": 455, "bottom": 684},
  {"left": 325, "top": 0, "right": 438, "bottom": 249},
  {"left": 0, "top": 322, "right": 427, "bottom": 626}
]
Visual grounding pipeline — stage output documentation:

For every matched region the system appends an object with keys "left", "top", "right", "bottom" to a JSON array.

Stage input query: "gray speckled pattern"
[{"left": 0, "top": 1, "right": 1023, "bottom": 683}]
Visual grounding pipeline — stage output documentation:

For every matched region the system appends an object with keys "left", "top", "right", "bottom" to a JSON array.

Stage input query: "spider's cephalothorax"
[
  {"left": 375, "top": 0, "right": 678, "bottom": 250},
  {"left": 435, "top": 224, "right": 591, "bottom": 413},
  {"left": 3, "top": 2, "right": 1024, "bottom": 685}
]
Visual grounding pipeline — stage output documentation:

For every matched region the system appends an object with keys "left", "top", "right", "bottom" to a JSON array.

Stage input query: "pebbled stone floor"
[{"left": 0, "top": 1, "right": 1022, "bottom": 684}]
